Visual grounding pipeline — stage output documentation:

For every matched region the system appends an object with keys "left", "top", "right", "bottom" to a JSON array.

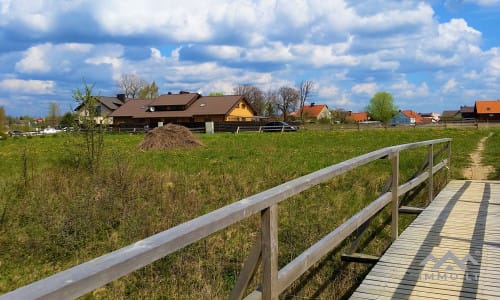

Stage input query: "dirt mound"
[{"left": 138, "top": 124, "right": 204, "bottom": 150}]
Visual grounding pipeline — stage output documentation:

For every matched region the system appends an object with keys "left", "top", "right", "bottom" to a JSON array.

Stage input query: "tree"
[
  {"left": 73, "top": 80, "right": 105, "bottom": 172},
  {"left": 298, "top": 80, "right": 314, "bottom": 120},
  {"left": 366, "top": 92, "right": 398, "bottom": 126},
  {"left": 60, "top": 112, "right": 76, "bottom": 128},
  {"left": 117, "top": 74, "right": 147, "bottom": 99},
  {"left": 208, "top": 92, "right": 224, "bottom": 96},
  {"left": 263, "top": 90, "right": 278, "bottom": 117},
  {"left": 138, "top": 81, "right": 159, "bottom": 99},
  {"left": 0, "top": 106, "right": 7, "bottom": 137},
  {"left": 234, "top": 85, "right": 266, "bottom": 115},
  {"left": 274, "top": 86, "right": 300, "bottom": 121},
  {"left": 47, "top": 101, "right": 61, "bottom": 128},
  {"left": 331, "top": 108, "right": 349, "bottom": 123}
]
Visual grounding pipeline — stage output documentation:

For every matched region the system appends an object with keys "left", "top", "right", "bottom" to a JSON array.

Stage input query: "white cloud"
[
  {"left": 443, "top": 78, "right": 458, "bottom": 93},
  {"left": 466, "top": 0, "right": 500, "bottom": 5},
  {"left": 331, "top": 92, "right": 356, "bottom": 108},
  {"left": 0, "top": 79, "right": 55, "bottom": 94},
  {"left": 391, "top": 79, "right": 430, "bottom": 98},
  {"left": 15, "top": 43, "right": 94, "bottom": 74},
  {"left": 352, "top": 83, "right": 378, "bottom": 95},
  {"left": 318, "top": 85, "right": 339, "bottom": 99}
]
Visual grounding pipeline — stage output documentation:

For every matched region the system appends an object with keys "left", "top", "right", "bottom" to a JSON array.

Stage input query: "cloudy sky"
[{"left": 0, "top": 0, "right": 499, "bottom": 117}]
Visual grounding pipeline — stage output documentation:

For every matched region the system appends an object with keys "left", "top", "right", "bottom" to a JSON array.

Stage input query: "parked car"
[
  {"left": 8, "top": 130, "right": 27, "bottom": 136},
  {"left": 262, "top": 121, "right": 298, "bottom": 132}
]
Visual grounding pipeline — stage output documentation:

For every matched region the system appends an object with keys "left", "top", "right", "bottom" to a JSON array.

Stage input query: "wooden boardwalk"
[{"left": 351, "top": 180, "right": 500, "bottom": 300}]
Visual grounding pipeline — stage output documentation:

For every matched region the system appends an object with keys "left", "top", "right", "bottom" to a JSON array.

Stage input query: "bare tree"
[
  {"left": 73, "top": 81, "right": 105, "bottom": 172},
  {"left": 263, "top": 90, "right": 278, "bottom": 117},
  {"left": 47, "top": 101, "right": 61, "bottom": 128},
  {"left": 298, "top": 80, "right": 314, "bottom": 120},
  {"left": 233, "top": 85, "right": 266, "bottom": 115},
  {"left": 138, "top": 81, "right": 159, "bottom": 99},
  {"left": 274, "top": 86, "right": 300, "bottom": 121},
  {"left": 117, "top": 74, "right": 147, "bottom": 99},
  {"left": 0, "top": 106, "right": 7, "bottom": 138}
]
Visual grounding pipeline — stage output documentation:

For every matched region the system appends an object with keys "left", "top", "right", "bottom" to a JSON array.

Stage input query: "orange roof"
[
  {"left": 475, "top": 100, "right": 500, "bottom": 114},
  {"left": 291, "top": 104, "right": 328, "bottom": 118},
  {"left": 401, "top": 110, "right": 425, "bottom": 123},
  {"left": 347, "top": 112, "right": 369, "bottom": 122}
]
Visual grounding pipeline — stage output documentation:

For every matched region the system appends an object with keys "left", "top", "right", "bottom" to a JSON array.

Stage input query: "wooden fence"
[{"left": 0, "top": 139, "right": 452, "bottom": 300}]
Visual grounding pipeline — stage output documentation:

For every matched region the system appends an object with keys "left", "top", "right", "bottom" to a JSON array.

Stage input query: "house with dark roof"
[
  {"left": 390, "top": 110, "right": 424, "bottom": 125},
  {"left": 110, "top": 92, "right": 257, "bottom": 127},
  {"left": 290, "top": 103, "right": 331, "bottom": 122},
  {"left": 75, "top": 94, "right": 126, "bottom": 125},
  {"left": 475, "top": 100, "right": 500, "bottom": 121}
]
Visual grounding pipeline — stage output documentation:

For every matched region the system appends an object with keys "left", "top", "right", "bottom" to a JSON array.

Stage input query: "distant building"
[
  {"left": 346, "top": 111, "right": 369, "bottom": 122},
  {"left": 75, "top": 94, "right": 126, "bottom": 125},
  {"left": 474, "top": 100, "right": 500, "bottom": 121},
  {"left": 290, "top": 103, "right": 331, "bottom": 122},
  {"left": 460, "top": 106, "right": 475, "bottom": 119},
  {"left": 390, "top": 110, "right": 424, "bottom": 125},
  {"left": 420, "top": 112, "right": 440, "bottom": 123},
  {"left": 110, "top": 92, "right": 257, "bottom": 127}
]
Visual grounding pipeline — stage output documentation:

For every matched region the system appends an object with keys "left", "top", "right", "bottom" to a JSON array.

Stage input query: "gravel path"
[{"left": 462, "top": 134, "right": 494, "bottom": 180}]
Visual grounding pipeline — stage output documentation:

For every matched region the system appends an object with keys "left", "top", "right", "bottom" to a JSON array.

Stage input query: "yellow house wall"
[
  {"left": 317, "top": 107, "right": 332, "bottom": 120},
  {"left": 226, "top": 100, "right": 255, "bottom": 121}
]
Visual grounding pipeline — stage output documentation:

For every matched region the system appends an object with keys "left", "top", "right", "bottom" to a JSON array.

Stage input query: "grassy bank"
[{"left": 0, "top": 128, "right": 497, "bottom": 298}]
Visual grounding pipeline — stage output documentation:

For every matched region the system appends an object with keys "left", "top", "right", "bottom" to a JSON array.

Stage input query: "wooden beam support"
[
  {"left": 229, "top": 235, "right": 262, "bottom": 300},
  {"left": 341, "top": 253, "right": 380, "bottom": 264},
  {"left": 399, "top": 206, "right": 425, "bottom": 214}
]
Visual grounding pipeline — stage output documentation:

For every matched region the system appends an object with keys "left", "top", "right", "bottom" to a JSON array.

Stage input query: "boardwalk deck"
[{"left": 350, "top": 180, "right": 500, "bottom": 300}]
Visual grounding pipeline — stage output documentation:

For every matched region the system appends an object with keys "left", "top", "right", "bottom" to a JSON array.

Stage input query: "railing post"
[
  {"left": 391, "top": 151, "right": 399, "bottom": 242},
  {"left": 447, "top": 141, "right": 452, "bottom": 184},
  {"left": 261, "top": 205, "right": 279, "bottom": 300},
  {"left": 427, "top": 144, "right": 434, "bottom": 205}
]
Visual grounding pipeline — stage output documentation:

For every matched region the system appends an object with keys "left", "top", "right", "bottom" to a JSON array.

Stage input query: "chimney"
[
  {"left": 310, "top": 102, "right": 315, "bottom": 107},
  {"left": 116, "top": 94, "right": 126, "bottom": 102}
]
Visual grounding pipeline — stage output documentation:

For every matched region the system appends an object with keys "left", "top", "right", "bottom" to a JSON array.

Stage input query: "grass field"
[{"left": 0, "top": 128, "right": 498, "bottom": 299}]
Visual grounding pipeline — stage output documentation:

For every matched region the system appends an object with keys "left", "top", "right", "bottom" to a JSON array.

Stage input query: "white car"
[{"left": 43, "top": 128, "right": 58, "bottom": 134}]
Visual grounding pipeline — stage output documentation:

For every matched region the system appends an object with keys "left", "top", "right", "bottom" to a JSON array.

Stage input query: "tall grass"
[{"left": 0, "top": 128, "right": 497, "bottom": 298}]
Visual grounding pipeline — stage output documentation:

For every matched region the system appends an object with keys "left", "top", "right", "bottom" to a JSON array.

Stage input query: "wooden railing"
[{"left": 0, "top": 138, "right": 452, "bottom": 300}]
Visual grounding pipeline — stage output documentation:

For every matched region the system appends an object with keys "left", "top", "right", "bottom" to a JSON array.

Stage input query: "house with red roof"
[
  {"left": 346, "top": 111, "right": 369, "bottom": 122},
  {"left": 290, "top": 103, "right": 331, "bottom": 122},
  {"left": 474, "top": 100, "right": 500, "bottom": 121}
]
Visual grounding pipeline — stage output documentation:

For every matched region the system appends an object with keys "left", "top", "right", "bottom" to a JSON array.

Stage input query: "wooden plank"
[
  {"left": 427, "top": 144, "right": 433, "bottom": 205},
  {"left": 391, "top": 152, "right": 399, "bottom": 241},
  {"left": 261, "top": 205, "right": 279, "bottom": 300}
]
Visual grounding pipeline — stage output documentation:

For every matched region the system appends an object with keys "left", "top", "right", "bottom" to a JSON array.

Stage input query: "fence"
[{"left": 0, "top": 138, "right": 452, "bottom": 300}]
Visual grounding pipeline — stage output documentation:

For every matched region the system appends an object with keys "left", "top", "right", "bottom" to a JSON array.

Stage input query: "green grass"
[{"left": 0, "top": 128, "right": 498, "bottom": 298}]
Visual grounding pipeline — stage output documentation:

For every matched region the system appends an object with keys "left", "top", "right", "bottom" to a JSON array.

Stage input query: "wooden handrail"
[{"left": 0, "top": 138, "right": 452, "bottom": 300}]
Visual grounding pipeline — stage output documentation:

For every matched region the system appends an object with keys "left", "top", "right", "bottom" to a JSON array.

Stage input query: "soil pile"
[{"left": 138, "top": 124, "right": 204, "bottom": 150}]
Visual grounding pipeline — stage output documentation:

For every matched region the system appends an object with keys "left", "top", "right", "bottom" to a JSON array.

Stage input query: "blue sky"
[{"left": 0, "top": 0, "right": 499, "bottom": 117}]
